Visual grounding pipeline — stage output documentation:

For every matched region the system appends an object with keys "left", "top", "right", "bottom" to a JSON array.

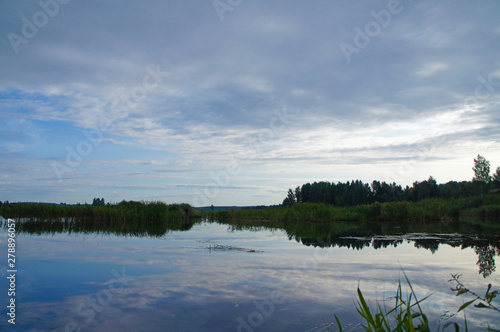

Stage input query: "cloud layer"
[{"left": 1, "top": 0, "right": 499, "bottom": 205}]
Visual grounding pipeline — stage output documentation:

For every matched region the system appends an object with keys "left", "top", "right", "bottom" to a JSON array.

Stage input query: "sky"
[{"left": 0, "top": 0, "right": 499, "bottom": 206}]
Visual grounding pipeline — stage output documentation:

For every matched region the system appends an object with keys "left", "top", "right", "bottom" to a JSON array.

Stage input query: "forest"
[
  {"left": 282, "top": 155, "right": 500, "bottom": 207},
  {"left": 214, "top": 155, "right": 500, "bottom": 224}
]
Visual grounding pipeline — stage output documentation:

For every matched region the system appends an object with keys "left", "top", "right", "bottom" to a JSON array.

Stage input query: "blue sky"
[{"left": 1, "top": 0, "right": 499, "bottom": 206}]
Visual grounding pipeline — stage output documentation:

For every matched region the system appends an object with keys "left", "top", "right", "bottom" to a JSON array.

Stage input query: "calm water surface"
[{"left": 1, "top": 219, "right": 499, "bottom": 331}]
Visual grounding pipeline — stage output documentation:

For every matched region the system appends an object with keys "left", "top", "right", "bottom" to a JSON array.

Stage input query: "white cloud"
[{"left": 414, "top": 62, "right": 450, "bottom": 78}]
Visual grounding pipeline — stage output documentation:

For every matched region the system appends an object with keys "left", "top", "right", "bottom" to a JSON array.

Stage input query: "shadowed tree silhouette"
[
  {"left": 475, "top": 245, "right": 496, "bottom": 278},
  {"left": 493, "top": 167, "right": 500, "bottom": 189},
  {"left": 282, "top": 188, "right": 296, "bottom": 207}
]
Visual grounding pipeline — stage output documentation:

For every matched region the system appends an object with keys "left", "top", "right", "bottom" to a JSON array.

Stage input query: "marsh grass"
[
  {"left": 459, "top": 205, "right": 500, "bottom": 227},
  {"left": 0, "top": 201, "right": 201, "bottom": 222},
  {"left": 328, "top": 271, "right": 500, "bottom": 332},
  {"left": 214, "top": 194, "right": 500, "bottom": 224},
  {"left": 0, "top": 201, "right": 202, "bottom": 237},
  {"left": 332, "top": 271, "right": 450, "bottom": 332}
]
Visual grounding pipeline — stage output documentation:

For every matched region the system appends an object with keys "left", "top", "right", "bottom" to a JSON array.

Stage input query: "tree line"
[{"left": 283, "top": 154, "right": 500, "bottom": 207}]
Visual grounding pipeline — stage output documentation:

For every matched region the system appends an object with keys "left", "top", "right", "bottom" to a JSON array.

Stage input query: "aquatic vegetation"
[
  {"left": 449, "top": 274, "right": 500, "bottom": 314},
  {"left": 0, "top": 201, "right": 202, "bottom": 237},
  {"left": 330, "top": 272, "right": 500, "bottom": 332},
  {"left": 0, "top": 201, "right": 200, "bottom": 222},
  {"left": 214, "top": 194, "right": 500, "bottom": 224},
  {"left": 460, "top": 205, "right": 500, "bottom": 227}
]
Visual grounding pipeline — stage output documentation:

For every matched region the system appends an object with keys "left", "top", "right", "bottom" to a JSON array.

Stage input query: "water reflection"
[
  {"left": 2, "top": 216, "right": 196, "bottom": 237},
  {"left": 219, "top": 219, "right": 500, "bottom": 278},
  {"left": 3, "top": 217, "right": 500, "bottom": 279},
  {"left": 475, "top": 245, "right": 497, "bottom": 278},
  {"left": 1, "top": 217, "right": 500, "bottom": 331}
]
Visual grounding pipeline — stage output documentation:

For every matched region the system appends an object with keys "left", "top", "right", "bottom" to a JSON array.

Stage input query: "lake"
[{"left": 1, "top": 217, "right": 499, "bottom": 331}]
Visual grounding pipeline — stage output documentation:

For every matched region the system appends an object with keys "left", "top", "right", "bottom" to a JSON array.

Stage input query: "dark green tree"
[
  {"left": 473, "top": 154, "right": 491, "bottom": 200},
  {"left": 294, "top": 186, "right": 302, "bottom": 203},
  {"left": 411, "top": 176, "right": 439, "bottom": 201},
  {"left": 493, "top": 167, "right": 500, "bottom": 189},
  {"left": 92, "top": 198, "right": 105, "bottom": 206},
  {"left": 301, "top": 183, "right": 311, "bottom": 202},
  {"left": 282, "top": 188, "right": 296, "bottom": 207},
  {"left": 473, "top": 154, "right": 491, "bottom": 183}
]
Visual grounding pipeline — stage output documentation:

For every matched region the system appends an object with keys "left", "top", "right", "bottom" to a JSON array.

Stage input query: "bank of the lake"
[
  {"left": 214, "top": 193, "right": 500, "bottom": 227},
  {"left": 0, "top": 200, "right": 201, "bottom": 222}
]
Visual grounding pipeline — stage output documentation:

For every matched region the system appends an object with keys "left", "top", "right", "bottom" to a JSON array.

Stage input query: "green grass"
[
  {"left": 459, "top": 205, "right": 500, "bottom": 227},
  {"left": 0, "top": 201, "right": 201, "bottom": 222},
  {"left": 215, "top": 202, "right": 375, "bottom": 222},
  {"left": 331, "top": 271, "right": 438, "bottom": 332},
  {"left": 0, "top": 201, "right": 202, "bottom": 237},
  {"left": 330, "top": 272, "right": 500, "bottom": 332},
  {"left": 0, "top": 201, "right": 200, "bottom": 236},
  {"left": 214, "top": 194, "right": 500, "bottom": 224}
]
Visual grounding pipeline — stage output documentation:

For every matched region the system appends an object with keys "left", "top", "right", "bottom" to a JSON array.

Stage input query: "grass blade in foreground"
[{"left": 332, "top": 271, "right": 500, "bottom": 332}]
